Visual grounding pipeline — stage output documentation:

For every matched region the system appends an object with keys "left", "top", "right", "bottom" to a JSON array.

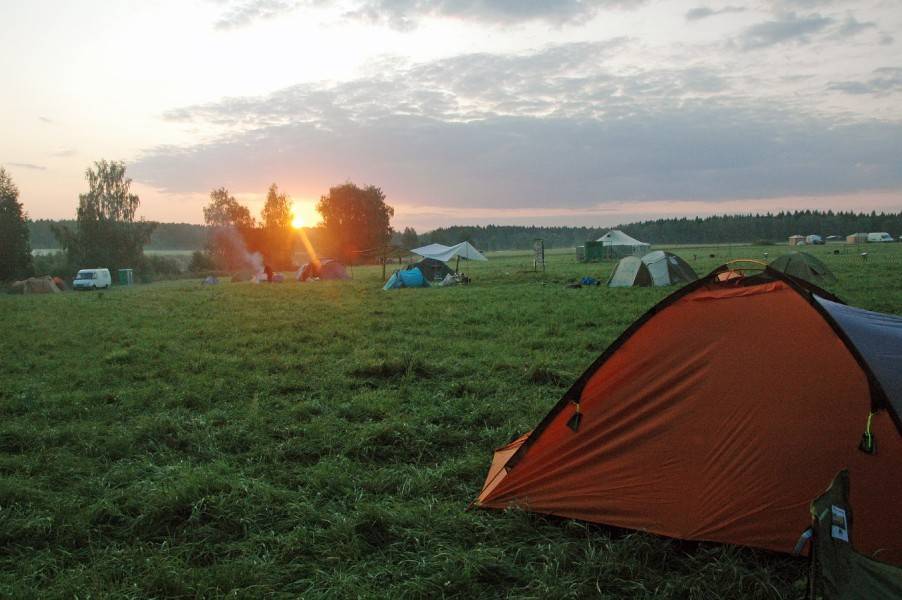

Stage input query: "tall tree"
[
  {"left": 202, "top": 187, "right": 258, "bottom": 271},
  {"left": 0, "top": 168, "right": 33, "bottom": 281},
  {"left": 317, "top": 183, "right": 394, "bottom": 263},
  {"left": 55, "top": 161, "right": 154, "bottom": 274},
  {"left": 261, "top": 183, "right": 291, "bottom": 231},
  {"left": 400, "top": 226, "right": 419, "bottom": 249},
  {"left": 203, "top": 187, "right": 255, "bottom": 230},
  {"left": 260, "top": 183, "right": 293, "bottom": 268}
]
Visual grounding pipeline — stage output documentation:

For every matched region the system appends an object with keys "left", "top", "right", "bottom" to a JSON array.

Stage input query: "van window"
[{"left": 76, "top": 272, "right": 96, "bottom": 280}]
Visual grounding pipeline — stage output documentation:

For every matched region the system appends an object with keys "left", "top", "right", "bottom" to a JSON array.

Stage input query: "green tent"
[
  {"left": 804, "top": 470, "right": 902, "bottom": 599},
  {"left": 770, "top": 251, "right": 837, "bottom": 285},
  {"left": 607, "top": 256, "right": 652, "bottom": 287}
]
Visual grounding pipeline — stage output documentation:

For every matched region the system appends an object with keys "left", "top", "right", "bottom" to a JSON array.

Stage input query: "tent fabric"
[
  {"left": 297, "top": 259, "right": 350, "bottom": 281},
  {"left": 808, "top": 470, "right": 902, "bottom": 599},
  {"left": 383, "top": 268, "right": 430, "bottom": 290},
  {"left": 408, "top": 258, "right": 453, "bottom": 282},
  {"left": 12, "top": 276, "right": 61, "bottom": 294},
  {"left": 411, "top": 242, "right": 487, "bottom": 262},
  {"left": 815, "top": 296, "right": 902, "bottom": 421},
  {"left": 641, "top": 251, "right": 698, "bottom": 286},
  {"left": 596, "top": 230, "right": 650, "bottom": 257},
  {"left": 607, "top": 256, "right": 652, "bottom": 287},
  {"left": 476, "top": 268, "right": 902, "bottom": 563},
  {"left": 770, "top": 252, "right": 837, "bottom": 285}
]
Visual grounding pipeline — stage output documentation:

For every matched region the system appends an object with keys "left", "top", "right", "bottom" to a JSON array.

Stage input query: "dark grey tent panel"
[
  {"left": 771, "top": 252, "right": 837, "bottom": 285},
  {"left": 641, "top": 251, "right": 698, "bottom": 286},
  {"left": 815, "top": 295, "right": 902, "bottom": 421},
  {"left": 608, "top": 256, "right": 652, "bottom": 287},
  {"left": 807, "top": 470, "right": 902, "bottom": 599},
  {"left": 408, "top": 258, "right": 453, "bottom": 282}
]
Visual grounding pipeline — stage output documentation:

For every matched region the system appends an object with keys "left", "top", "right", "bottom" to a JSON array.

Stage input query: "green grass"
[{"left": 2, "top": 243, "right": 901, "bottom": 598}]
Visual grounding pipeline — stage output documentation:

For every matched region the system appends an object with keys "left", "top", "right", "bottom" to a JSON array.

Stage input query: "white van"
[
  {"left": 73, "top": 268, "right": 112, "bottom": 290},
  {"left": 867, "top": 232, "right": 894, "bottom": 243}
]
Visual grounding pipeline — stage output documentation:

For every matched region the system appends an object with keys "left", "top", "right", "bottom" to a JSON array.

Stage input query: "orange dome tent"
[{"left": 475, "top": 264, "right": 902, "bottom": 563}]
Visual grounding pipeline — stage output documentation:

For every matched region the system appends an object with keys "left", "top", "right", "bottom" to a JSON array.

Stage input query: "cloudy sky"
[{"left": 2, "top": 0, "right": 900, "bottom": 229}]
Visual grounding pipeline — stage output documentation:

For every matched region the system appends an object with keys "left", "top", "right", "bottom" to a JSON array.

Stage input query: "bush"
[
  {"left": 188, "top": 251, "right": 217, "bottom": 273},
  {"left": 140, "top": 255, "right": 183, "bottom": 282},
  {"left": 753, "top": 239, "right": 776, "bottom": 246},
  {"left": 31, "top": 252, "right": 70, "bottom": 278}
]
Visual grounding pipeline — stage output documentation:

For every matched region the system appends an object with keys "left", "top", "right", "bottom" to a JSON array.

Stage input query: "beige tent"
[{"left": 12, "top": 276, "right": 61, "bottom": 294}]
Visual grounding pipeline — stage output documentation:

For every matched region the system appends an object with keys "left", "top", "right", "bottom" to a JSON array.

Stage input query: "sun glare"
[{"left": 291, "top": 214, "right": 304, "bottom": 229}]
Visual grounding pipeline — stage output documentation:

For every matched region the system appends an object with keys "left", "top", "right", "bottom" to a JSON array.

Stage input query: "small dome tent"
[
  {"left": 476, "top": 266, "right": 902, "bottom": 563},
  {"left": 608, "top": 252, "right": 697, "bottom": 287},
  {"left": 297, "top": 259, "right": 350, "bottom": 281},
  {"left": 607, "top": 256, "right": 652, "bottom": 287},
  {"left": 407, "top": 258, "right": 453, "bottom": 282},
  {"left": 640, "top": 251, "right": 698, "bottom": 286},
  {"left": 769, "top": 251, "right": 836, "bottom": 286},
  {"left": 383, "top": 268, "right": 429, "bottom": 290}
]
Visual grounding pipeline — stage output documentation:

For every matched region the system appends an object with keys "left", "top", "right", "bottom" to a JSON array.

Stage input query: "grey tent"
[
  {"left": 770, "top": 252, "right": 836, "bottom": 285},
  {"left": 607, "top": 256, "right": 652, "bottom": 287},
  {"left": 641, "top": 251, "right": 698, "bottom": 286},
  {"left": 408, "top": 258, "right": 453, "bottom": 282}
]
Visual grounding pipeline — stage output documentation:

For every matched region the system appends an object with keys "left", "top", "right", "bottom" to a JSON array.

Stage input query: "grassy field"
[{"left": 2, "top": 243, "right": 900, "bottom": 598}]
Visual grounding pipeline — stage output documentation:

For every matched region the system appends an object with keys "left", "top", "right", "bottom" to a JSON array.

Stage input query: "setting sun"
[{"left": 291, "top": 214, "right": 304, "bottom": 229}]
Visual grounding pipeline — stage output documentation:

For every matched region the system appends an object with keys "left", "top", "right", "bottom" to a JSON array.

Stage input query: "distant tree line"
[
  {"left": 28, "top": 219, "right": 208, "bottom": 250},
  {"left": 420, "top": 211, "right": 902, "bottom": 250}
]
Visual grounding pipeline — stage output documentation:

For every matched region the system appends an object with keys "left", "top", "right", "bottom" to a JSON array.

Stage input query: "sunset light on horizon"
[{"left": 2, "top": 0, "right": 900, "bottom": 230}]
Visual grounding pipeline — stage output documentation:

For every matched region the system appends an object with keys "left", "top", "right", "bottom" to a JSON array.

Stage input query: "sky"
[{"left": 1, "top": 0, "right": 900, "bottom": 230}]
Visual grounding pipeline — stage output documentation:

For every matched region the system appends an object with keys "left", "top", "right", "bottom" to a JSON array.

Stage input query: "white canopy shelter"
[{"left": 412, "top": 241, "right": 488, "bottom": 263}]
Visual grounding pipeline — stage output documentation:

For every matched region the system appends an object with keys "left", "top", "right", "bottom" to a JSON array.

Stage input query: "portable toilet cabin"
[{"left": 118, "top": 268, "right": 134, "bottom": 285}]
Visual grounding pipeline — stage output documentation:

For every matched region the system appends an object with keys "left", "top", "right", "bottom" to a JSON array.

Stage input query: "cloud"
[
  {"left": 133, "top": 42, "right": 902, "bottom": 212},
  {"left": 133, "top": 107, "right": 902, "bottom": 210},
  {"left": 161, "top": 40, "right": 729, "bottom": 127},
  {"left": 345, "top": 0, "right": 647, "bottom": 29},
  {"left": 51, "top": 148, "right": 77, "bottom": 157},
  {"left": 38, "top": 116, "right": 53, "bottom": 123},
  {"left": 828, "top": 67, "right": 902, "bottom": 96},
  {"left": 737, "top": 12, "right": 833, "bottom": 50},
  {"left": 212, "top": 0, "right": 647, "bottom": 30},
  {"left": 213, "top": 0, "right": 300, "bottom": 29},
  {"left": 685, "top": 5, "right": 745, "bottom": 21},
  {"left": 6, "top": 162, "right": 47, "bottom": 170},
  {"left": 834, "top": 15, "right": 876, "bottom": 38}
]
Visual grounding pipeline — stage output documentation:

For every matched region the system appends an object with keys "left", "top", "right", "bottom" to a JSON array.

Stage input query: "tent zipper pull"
[
  {"left": 858, "top": 411, "right": 876, "bottom": 455},
  {"left": 567, "top": 402, "right": 582, "bottom": 432}
]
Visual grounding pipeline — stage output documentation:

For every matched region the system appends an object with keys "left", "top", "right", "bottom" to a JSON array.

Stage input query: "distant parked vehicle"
[
  {"left": 867, "top": 232, "right": 894, "bottom": 243},
  {"left": 805, "top": 234, "right": 824, "bottom": 245},
  {"left": 73, "top": 268, "right": 112, "bottom": 290}
]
